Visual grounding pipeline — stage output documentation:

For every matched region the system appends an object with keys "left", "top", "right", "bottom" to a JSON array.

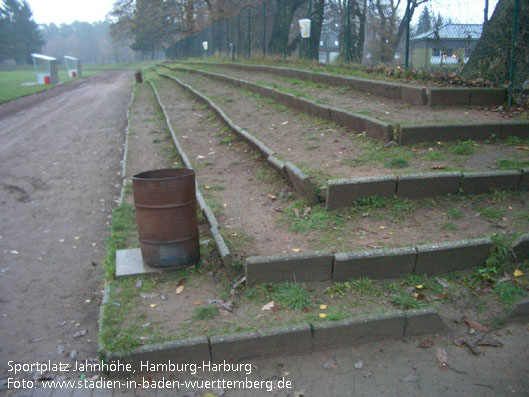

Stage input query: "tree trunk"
[
  {"left": 267, "top": 0, "right": 304, "bottom": 55},
  {"left": 308, "top": 0, "right": 325, "bottom": 60}
]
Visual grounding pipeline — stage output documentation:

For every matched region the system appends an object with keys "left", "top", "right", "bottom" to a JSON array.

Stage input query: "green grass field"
[
  {"left": 0, "top": 61, "right": 160, "bottom": 104},
  {"left": 0, "top": 69, "right": 98, "bottom": 103}
]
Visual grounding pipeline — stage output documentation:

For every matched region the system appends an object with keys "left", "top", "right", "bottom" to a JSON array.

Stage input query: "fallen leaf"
[
  {"left": 261, "top": 301, "right": 276, "bottom": 311},
  {"left": 74, "top": 329, "right": 87, "bottom": 338},
  {"left": 436, "top": 278, "right": 449, "bottom": 288},
  {"left": 9, "top": 250, "right": 19, "bottom": 255},
  {"left": 176, "top": 285, "right": 185, "bottom": 295},
  {"left": 302, "top": 207, "right": 311, "bottom": 217},
  {"left": 319, "top": 313, "right": 327, "bottom": 319},
  {"left": 205, "top": 185, "right": 211, "bottom": 189},
  {"left": 464, "top": 317, "right": 488, "bottom": 332},
  {"left": 515, "top": 146, "right": 529, "bottom": 151},
  {"left": 436, "top": 348, "right": 448, "bottom": 370},
  {"left": 320, "top": 304, "right": 327, "bottom": 310},
  {"left": 418, "top": 339, "right": 433, "bottom": 348},
  {"left": 281, "top": 121, "right": 289, "bottom": 125},
  {"left": 514, "top": 269, "right": 524, "bottom": 277},
  {"left": 267, "top": 194, "right": 277, "bottom": 200},
  {"left": 293, "top": 208, "right": 300, "bottom": 218},
  {"left": 292, "top": 248, "right": 301, "bottom": 253},
  {"left": 208, "top": 299, "right": 234, "bottom": 313},
  {"left": 379, "top": 226, "right": 386, "bottom": 230},
  {"left": 416, "top": 284, "right": 424, "bottom": 289},
  {"left": 432, "top": 166, "right": 446, "bottom": 170},
  {"left": 476, "top": 337, "right": 503, "bottom": 347},
  {"left": 323, "top": 357, "right": 338, "bottom": 369},
  {"left": 150, "top": 304, "right": 157, "bottom": 308},
  {"left": 354, "top": 360, "right": 364, "bottom": 369},
  {"left": 194, "top": 301, "right": 201, "bottom": 306}
]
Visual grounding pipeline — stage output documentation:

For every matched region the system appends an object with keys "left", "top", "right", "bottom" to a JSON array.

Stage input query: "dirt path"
[{"left": 0, "top": 70, "right": 133, "bottom": 378}]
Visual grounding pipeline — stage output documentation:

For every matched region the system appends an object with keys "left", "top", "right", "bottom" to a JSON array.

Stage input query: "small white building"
[
  {"left": 64, "top": 56, "right": 82, "bottom": 78},
  {"left": 31, "top": 53, "right": 58, "bottom": 85}
]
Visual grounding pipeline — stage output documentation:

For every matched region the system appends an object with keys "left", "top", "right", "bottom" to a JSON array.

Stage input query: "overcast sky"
[
  {"left": 25, "top": 0, "right": 498, "bottom": 26},
  {"left": 26, "top": 0, "right": 114, "bottom": 25}
]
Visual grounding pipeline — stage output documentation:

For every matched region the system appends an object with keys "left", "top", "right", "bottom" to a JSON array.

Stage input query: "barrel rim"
[{"left": 132, "top": 168, "right": 195, "bottom": 182}]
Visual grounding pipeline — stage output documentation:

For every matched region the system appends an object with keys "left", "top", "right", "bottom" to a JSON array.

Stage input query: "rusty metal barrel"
[
  {"left": 132, "top": 169, "right": 199, "bottom": 268},
  {"left": 135, "top": 70, "right": 143, "bottom": 83}
]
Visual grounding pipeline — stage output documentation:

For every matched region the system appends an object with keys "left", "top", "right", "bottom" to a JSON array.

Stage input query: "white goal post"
[
  {"left": 64, "top": 55, "right": 82, "bottom": 78},
  {"left": 31, "top": 53, "right": 58, "bottom": 85}
]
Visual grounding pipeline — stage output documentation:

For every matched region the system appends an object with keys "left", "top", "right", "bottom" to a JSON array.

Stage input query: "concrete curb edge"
[
  {"left": 157, "top": 72, "right": 318, "bottom": 204},
  {"left": 147, "top": 79, "right": 233, "bottom": 266},
  {"left": 100, "top": 307, "right": 444, "bottom": 371}
]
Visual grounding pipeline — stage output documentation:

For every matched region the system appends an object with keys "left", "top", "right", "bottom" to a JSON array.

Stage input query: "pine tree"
[
  {"left": 416, "top": 7, "right": 432, "bottom": 35},
  {"left": 0, "top": 0, "right": 43, "bottom": 63}
]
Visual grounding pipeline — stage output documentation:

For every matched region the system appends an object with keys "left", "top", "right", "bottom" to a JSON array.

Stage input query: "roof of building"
[
  {"left": 30, "top": 53, "right": 56, "bottom": 61},
  {"left": 412, "top": 24, "right": 482, "bottom": 41}
]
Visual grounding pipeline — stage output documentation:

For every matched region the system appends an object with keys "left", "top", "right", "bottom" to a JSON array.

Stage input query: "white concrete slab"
[{"left": 115, "top": 248, "right": 162, "bottom": 278}]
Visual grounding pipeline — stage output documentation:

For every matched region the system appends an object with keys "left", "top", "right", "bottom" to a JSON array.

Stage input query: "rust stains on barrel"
[{"left": 132, "top": 169, "right": 199, "bottom": 268}]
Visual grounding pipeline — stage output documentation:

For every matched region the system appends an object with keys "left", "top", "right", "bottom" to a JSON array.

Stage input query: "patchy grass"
[
  {"left": 193, "top": 306, "right": 219, "bottom": 320},
  {"left": 494, "top": 283, "right": 527, "bottom": 307},
  {"left": 282, "top": 200, "right": 346, "bottom": 233},
  {"left": 496, "top": 158, "right": 529, "bottom": 170},
  {"left": 451, "top": 140, "right": 479, "bottom": 155},
  {"left": 104, "top": 203, "right": 138, "bottom": 280}
]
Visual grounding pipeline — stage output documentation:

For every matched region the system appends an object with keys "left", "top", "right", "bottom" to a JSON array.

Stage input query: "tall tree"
[
  {"left": 415, "top": 7, "right": 431, "bottom": 35},
  {"left": 267, "top": 0, "right": 306, "bottom": 55},
  {"left": 367, "top": 0, "right": 401, "bottom": 63},
  {"left": 0, "top": 0, "right": 43, "bottom": 63},
  {"left": 462, "top": 0, "right": 528, "bottom": 88},
  {"left": 328, "top": 0, "right": 367, "bottom": 62},
  {"left": 111, "top": 0, "right": 178, "bottom": 59}
]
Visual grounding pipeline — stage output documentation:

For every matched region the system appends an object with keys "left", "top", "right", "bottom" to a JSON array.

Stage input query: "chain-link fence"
[{"left": 166, "top": 0, "right": 527, "bottom": 93}]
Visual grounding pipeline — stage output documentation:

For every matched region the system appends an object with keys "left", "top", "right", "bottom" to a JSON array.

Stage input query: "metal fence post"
[
  {"left": 248, "top": 8, "right": 252, "bottom": 59},
  {"left": 226, "top": 19, "right": 229, "bottom": 57},
  {"left": 237, "top": 14, "right": 241, "bottom": 59},
  {"left": 508, "top": 0, "right": 520, "bottom": 107},
  {"left": 283, "top": 1, "right": 287, "bottom": 60},
  {"left": 263, "top": 1, "right": 266, "bottom": 57},
  {"left": 405, "top": 0, "right": 411, "bottom": 70},
  {"left": 346, "top": 0, "right": 351, "bottom": 62}
]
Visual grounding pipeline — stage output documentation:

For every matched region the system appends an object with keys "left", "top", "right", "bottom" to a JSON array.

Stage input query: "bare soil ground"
[
  {"left": 0, "top": 71, "right": 133, "bottom": 378},
  {"left": 166, "top": 68, "right": 529, "bottom": 185},
  {"left": 178, "top": 63, "right": 514, "bottom": 124},
  {"left": 105, "top": 72, "right": 529, "bottom": 359},
  {"left": 147, "top": 71, "right": 529, "bottom": 257},
  {"left": 149, "top": 74, "right": 314, "bottom": 257}
]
